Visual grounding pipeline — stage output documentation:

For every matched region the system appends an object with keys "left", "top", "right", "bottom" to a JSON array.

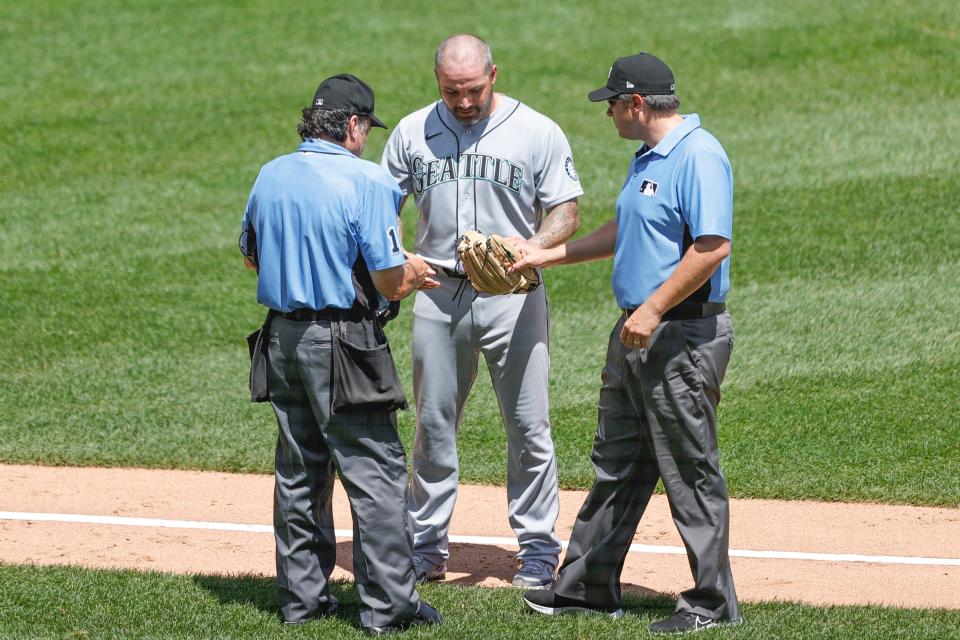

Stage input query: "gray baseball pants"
[
  {"left": 266, "top": 316, "right": 420, "bottom": 628},
  {"left": 407, "top": 272, "right": 561, "bottom": 564},
  {"left": 555, "top": 311, "right": 741, "bottom": 623}
]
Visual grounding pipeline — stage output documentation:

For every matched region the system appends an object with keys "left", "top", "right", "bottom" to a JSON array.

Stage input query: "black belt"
[
  {"left": 276, "top": 308, "right": 367, "bottom": 322},
  {"left": 436, "top": 265, "right": 467, "bottom": 279},
  {"left": 622, "top": 301, "right": 726, "bottom": 321}
]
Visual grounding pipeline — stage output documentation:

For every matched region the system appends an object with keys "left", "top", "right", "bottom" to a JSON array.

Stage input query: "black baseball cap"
[
  {"left": 588, "top": 53, "right": 675, "bottom": 101},
  {"left": 312, "top": 73, "right": 387, "bottom": 128}
]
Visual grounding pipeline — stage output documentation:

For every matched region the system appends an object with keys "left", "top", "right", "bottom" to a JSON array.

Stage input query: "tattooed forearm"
[{"left": 529, "top": 199, "right": 580, "bottom": 249}]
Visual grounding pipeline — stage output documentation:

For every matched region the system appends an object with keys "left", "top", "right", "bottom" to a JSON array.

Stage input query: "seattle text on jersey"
[{"left": 411, "top": 153, "right": 524, "bottom": 195}]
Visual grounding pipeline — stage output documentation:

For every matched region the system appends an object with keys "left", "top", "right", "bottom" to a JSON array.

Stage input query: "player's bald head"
[{"left": 435, "top": 34, "right": 493, "bottom": 74}]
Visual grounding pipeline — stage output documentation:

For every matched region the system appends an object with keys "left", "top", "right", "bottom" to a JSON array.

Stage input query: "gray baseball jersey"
[{"left": 381, "top": 96, "right": 583, "bottom": 269}]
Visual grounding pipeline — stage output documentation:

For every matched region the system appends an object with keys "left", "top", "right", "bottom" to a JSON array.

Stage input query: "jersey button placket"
[{"left": 459, "top": 173, "right": 475, "bottom": 229}]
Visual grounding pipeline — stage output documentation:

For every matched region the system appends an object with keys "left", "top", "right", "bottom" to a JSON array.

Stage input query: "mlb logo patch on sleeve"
[{"left": 639, "top": 179, "right": 659, "bottom": 197}]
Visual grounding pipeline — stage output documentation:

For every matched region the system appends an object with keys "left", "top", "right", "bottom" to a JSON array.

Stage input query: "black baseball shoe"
[
  {"left": 648, "top": 610, "right": 739, "bottom": 633},
  {"left": 363, "top": 600, "right": 443, "bottom": 636},
  {"left": 523, "top": 589, "right": 624, "bottom": 618},
  {"left": 412, "top": 553, "right": 447, "bottom": 584}
]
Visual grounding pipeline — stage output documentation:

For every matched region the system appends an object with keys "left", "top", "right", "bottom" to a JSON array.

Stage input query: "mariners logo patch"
[
  {"left": 639, "top": 179, "right": 659, "bottom": 197},
  {"left": 564, "top": 157, "right": 579, "bottom": 182}
]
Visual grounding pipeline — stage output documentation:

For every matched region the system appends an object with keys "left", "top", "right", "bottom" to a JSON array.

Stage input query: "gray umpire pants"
[
  {"left": 407, "top": 273, "right": 561, "bottom": 564},
  {"left": 266, "top": 316, "right": 420, "bottom": 628},
  {"left": 555, "top": 312, "right": 741, "bottom": 623}
]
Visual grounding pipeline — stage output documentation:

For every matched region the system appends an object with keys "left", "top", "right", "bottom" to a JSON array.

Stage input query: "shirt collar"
[
  {"left": 298, "top": 138, "right": 356, "bottom": 157},
  {"left": 436, "top": 95, "right": 518, "bottom": 133},
  {"left": 635, "top": 113, "right": 701, "bottom": 159}
]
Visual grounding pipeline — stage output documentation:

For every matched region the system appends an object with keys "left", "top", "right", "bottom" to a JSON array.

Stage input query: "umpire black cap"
[
  {"left": 312, "top": 73, "right": 387, "bottom": 128},
  {"left": 588, "top": 53, "right": 675, "bottom": 101}
]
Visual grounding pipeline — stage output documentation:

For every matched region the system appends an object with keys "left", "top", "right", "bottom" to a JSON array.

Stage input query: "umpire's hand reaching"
[{"left": 507, "top": 243, "right": 564, "bottom": 272}]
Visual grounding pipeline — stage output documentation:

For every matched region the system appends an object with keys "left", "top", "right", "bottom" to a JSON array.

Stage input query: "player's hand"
[{"left": 620, "top": 303, "right": 662, "bottom": 349}]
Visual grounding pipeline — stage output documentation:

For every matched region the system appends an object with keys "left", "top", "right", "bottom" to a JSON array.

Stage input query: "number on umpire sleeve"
[{"left": 387, "top": 227, "right": 401, "bottom": 254}]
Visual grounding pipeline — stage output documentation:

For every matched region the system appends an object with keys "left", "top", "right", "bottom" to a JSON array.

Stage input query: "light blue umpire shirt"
[
  {"left": 241, "top": 139, "right": 405, "bottom": 313},
  {"left": 612, "top": 114, "right": 733, "bottom": 310}
]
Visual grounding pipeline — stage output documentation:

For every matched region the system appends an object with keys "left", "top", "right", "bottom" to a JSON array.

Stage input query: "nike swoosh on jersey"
[{"left": 425, "top": 131, "right": 444, "bottom": 140}]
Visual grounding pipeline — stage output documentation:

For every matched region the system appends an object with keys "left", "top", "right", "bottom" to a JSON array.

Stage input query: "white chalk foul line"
[
  {"left": 0, "top": 511, "right": 273, "bottom": 534},
  {"left": 2, "top": 511, "right": 958, "bottom": 568}
]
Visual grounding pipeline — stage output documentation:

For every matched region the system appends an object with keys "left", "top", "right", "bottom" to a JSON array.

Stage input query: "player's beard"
[{"left": 455, "top": 91, "right": 495, "bottom": 126}]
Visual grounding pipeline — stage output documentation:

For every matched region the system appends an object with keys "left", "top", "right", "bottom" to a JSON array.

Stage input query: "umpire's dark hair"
[
  {"left": 617, "top": 93, "right": 680, "bottom": 112},
  {"left": 642, "top": 94, "right": 680, "bottom": 112},
  {"left": 297, "top": 106, "right": 362, "bottom": 142}
]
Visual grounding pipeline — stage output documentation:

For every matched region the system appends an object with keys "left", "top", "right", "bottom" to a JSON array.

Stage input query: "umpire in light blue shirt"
[
  {"left": 513, "top": 54, "right": 741, "bottom": 634},
  {"left": 240, "top": 73, "right": 441, "bottom": 635}
]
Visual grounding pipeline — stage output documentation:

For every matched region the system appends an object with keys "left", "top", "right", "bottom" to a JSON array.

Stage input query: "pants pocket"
[{"left": 330, "top": 336, "right": 408, "bottom": 415}]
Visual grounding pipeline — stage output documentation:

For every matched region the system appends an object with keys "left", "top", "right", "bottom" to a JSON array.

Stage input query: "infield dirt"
[{"left": 1, "top": 464, "right": 957, "bottom": 609}]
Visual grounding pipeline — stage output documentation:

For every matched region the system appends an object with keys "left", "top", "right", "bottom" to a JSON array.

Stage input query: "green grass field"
[
  {"left": 2, "top": 564, "right": 957, "bottom": 640},
  {"left": 2, "top": 0, "right": 959, "bottom": 636}
]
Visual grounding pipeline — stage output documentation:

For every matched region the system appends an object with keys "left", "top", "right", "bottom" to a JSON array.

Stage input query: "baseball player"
[{"left": 380, "top": 33, "right": 583, "bottom": 588}]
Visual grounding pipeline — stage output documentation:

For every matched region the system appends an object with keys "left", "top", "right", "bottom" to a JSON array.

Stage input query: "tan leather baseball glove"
[{"left": 456, "top": 230, "right": 540, "bottom": 295}]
